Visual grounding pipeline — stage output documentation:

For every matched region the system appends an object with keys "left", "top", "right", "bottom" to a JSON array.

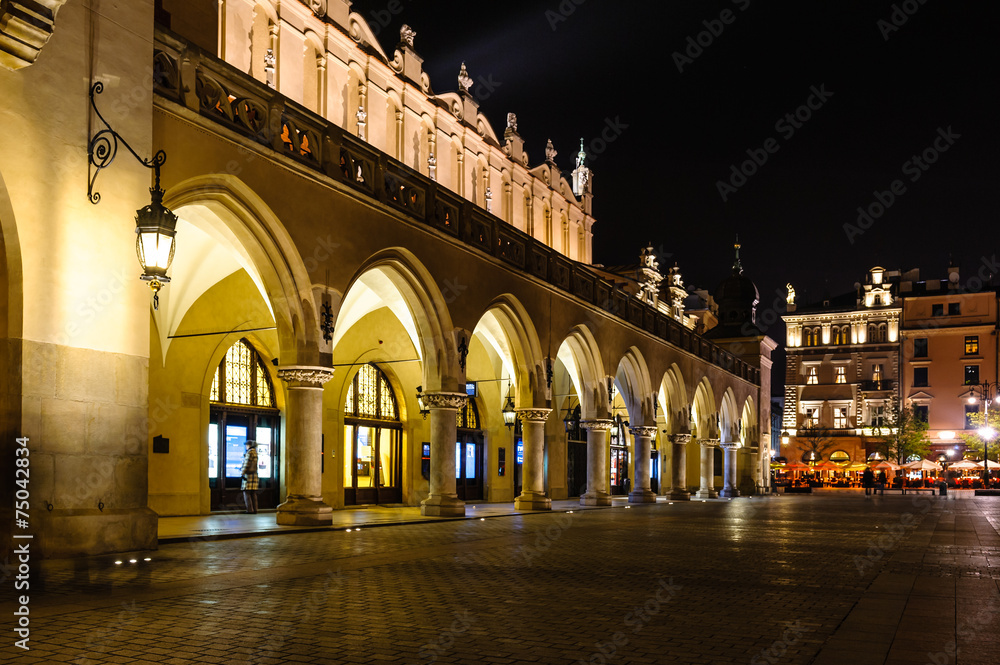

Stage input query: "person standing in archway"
[{"left": 241, "top": 440, "right": 260, "bottom": 514}]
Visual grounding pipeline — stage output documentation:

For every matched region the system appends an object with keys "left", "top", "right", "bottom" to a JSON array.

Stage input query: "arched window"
[
  {"left": 830, "top": 450, "right": 850, "bottom": 464},
  {"left": 343, "top": 364, "right": 402, "bottom": 505},
  {"left": 208, "top": 339, "right": 279, "bottom": 511}
]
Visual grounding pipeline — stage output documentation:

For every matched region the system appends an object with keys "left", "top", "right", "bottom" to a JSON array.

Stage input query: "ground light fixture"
[{"left": 87, "top": 81, "right": 177, "bottom": 310}]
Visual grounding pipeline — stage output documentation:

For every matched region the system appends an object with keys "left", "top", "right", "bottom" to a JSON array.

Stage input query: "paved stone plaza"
[{"left": 2, "top": 494, "right": 998, "bottom": 665}]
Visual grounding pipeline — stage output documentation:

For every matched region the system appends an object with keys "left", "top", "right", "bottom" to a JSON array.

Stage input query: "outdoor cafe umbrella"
[
  {"left": 871, "top": 460, "right": 901, "bottom": 471},
  {"left": 903, "top": 459, "right": 942, "bottom": 472},
  {"left": 948, "top": 459, "right": 978, "bottom": 471},
  {"left": 973, "top": 459, "right": 998, "bottom": 470}
]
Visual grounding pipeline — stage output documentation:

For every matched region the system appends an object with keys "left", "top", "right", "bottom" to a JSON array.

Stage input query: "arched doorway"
[
  {"left": 455, "top": 398, "right": 484, "bottom": 501},
  {"left": 343, "top": 363, "right": 403, "bottom": 505},
  {"left": 208, "top": 338, "right": 280, "bottom": 510}
]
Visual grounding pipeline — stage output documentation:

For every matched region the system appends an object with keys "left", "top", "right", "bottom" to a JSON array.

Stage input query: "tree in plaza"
[
  {"left": 959, "top": 408, "right": 1000, "bottom": 463},
  {"left": 795, "top": 425, "right": 836, "bottom": 465},
  {"left": 873, "top": 403, "right": 931, "bottom": 466}
]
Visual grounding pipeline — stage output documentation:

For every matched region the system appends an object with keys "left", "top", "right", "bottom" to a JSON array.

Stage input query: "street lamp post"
[{"left": 966, "top": 381, "right": 1000, "bottom": 487}]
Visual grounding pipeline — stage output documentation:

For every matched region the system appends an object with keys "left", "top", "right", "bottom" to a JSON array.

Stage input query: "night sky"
[{"left": 353, "top": 0, "right": 998, "bottom": 389}]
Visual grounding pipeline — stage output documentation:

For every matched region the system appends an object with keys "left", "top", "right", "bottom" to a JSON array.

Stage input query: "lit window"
[
  {"left": 870, "top": 405, "right": 885, "bottom": 427},
  {"left": 872, "top": 364, "right": 883, "bottom": 382},
  {"left": 804, "top": 408, "right": 817, "bottom": 427},
  {"left": 210, "top": 339, "right": 274, "bottom": 407},
  {"left": 835, "top": 367, "right": 846, "bottom": 384},
  {"left": 834, "top": 408, "right": 847, "bottom": 429},
  {"left": 965, "top": 404, "right": 979, "bottom": 429},
  {"left": 806, "top": 367, "right": 818, "bottom": 385},
  {"left": 965, "top": 336, "right": 979, "bottom": 355}
]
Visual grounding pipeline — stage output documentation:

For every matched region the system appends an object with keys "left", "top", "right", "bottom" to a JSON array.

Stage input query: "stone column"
[
  {"left": 628, "top": 426, "right": 658, "bottom": 503},
  {"left": 695, "top": 438, "right": 719, "bottom": 499},
  {"left": 420, "top": 392, "right": 467, "bottom": 517},
  {"left": 720, "top": 441, "right": 740, "bottom": 498},
  {"left": 668, "top": 433, "right": 691, "bottom": 501},
  {"left": 277, "top": 366, "right": 334, "bottom": 526},
  {"left": 580, "top": 420, "right": 613, "bottom": 506},
  {"left": 515, "top": 408, "right": 553, "bottom": 510}
]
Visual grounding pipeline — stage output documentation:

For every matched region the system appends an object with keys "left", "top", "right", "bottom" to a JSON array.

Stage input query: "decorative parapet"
[
  {"left": 0, "top": 0, "right": 68, "bottom": 71},
  {"left": 277, "top": 366, "right": 334, "bottom": 388},
  {"left": 516, "top": 408, "right": 553, "bottom": 422}
]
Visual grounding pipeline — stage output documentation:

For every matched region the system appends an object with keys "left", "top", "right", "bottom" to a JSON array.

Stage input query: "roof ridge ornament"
[
  {"left": 545, "top": 138, "right": 557, "bottom": 163},
  {"left": 457, "top": 62, "right": 473, "bottom": 93},
  {"left": 733, "top": 235, "right": 742, "bottom": 274}
]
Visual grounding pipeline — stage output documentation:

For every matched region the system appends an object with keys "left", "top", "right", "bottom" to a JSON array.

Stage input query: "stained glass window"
[
  {"left": 456, "top": 399, "right": 480, "bottom": 429},
  {"left": 344, "top": 364, "right": 398, "bottom": 421},
  {"left": 210, "top": 339, "right": 274, "bottom": 407}
]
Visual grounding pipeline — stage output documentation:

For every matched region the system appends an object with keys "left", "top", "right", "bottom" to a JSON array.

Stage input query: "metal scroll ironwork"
[{"left": 88, "top": 81, "right": 166, "bottom": 204}]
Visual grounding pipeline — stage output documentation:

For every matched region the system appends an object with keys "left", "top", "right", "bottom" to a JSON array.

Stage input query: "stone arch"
[
  {"left": 162, "top": 175, "right": 319, "bottom": 365},
  {"left": 555, "top": 324, "right": 607, "bottom": 420},
  {"left": 719, "top": 388, "right": 739, "bottom": 443},
  {"left": 691, "top": 377, "right": 717, "bottom": 439},
  {"left": 0, "top": 167, "right": 21, "bottom": 340},
  {"left": 657, "top": 363, "right": 689, "bottom": 435},
  {"left": 615, "top": 347, "right": 654, "bottom": 426},
  {"left": 471, "top": 294, "right": 545, "bottom": 408},
  {"left": 331, "top": 247, "right": 458, "bottom": 392},
  {"left": 741, "top": 396, "right": 758, "bottom": 446}
]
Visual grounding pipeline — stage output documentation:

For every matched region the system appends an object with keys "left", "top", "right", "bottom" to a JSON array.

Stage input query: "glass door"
[
  {"left": 455, "top": 435, "right": 484, "bottom": 501},
  {"left": 209, "top": 410, "right": 279, "bottom": 511},
  {"left": 344, "top": 424, "right": 402, "bottom": 505}
]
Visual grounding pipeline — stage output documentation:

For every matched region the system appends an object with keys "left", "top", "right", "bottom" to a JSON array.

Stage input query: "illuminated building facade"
[
  {"left": 898, "top": 266, "right": 998, "bottom": 459},
  {"left": 0, "top": 0, "right": 771, "bottom": 558},
  {"left": 781, "top": 267, "right": 902, "bottom": 464}
]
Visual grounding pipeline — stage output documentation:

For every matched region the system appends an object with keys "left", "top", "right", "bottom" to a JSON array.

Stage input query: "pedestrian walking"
[
  {"left": 241, "top": 440, "right": 259, "bottom": 514},
  {"left": 876, "top": 469, "right": 887, "bottom": 496},
  {"left": 862, "top": 467, "right": 874, "bottom": 496}
]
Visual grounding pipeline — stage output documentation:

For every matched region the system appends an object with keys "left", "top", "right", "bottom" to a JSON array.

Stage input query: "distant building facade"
[{"left": 782, "top": 264, "right": 999, "bottom": 464}]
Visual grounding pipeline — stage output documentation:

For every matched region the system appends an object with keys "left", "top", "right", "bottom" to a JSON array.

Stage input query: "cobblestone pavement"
[{"left": 1, "top": 494, "right": 998, "bottom": 664}]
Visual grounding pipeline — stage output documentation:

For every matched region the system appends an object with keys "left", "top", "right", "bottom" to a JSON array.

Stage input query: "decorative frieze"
[
  {"left": 629, "top": 426, "right": 658, "bottom": 438},
  {"left": 277, "top": 366, "right": 334, "bottom": 388},
  {"left": 516, "top": 408, "right": 552, "bottom": 422},
  {"left": 581, "top": 419, "right": 613, "bottom": 431},
  {"left": 422, "top": 392, "right": 467, "bottom": 410}
]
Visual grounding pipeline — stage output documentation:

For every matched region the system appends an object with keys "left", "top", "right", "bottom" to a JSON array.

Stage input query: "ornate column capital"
[
  {"left": 700, "top": 438, "right": 720, "bottom": 448},
  {"left": 423, "top": 392, "right": 467, "bottom": 410},
  {"left": 581, "top": 419, "right": 613, "bottom": 431},
  {"left": 516, "top": 407, "right": 552, "bottom": 422},
  {"left": 278, "top": 366, "right": 334, "bottom": 388},
  {"left": 629, "top": 426, "right": 658, "bottom": 438},
  {"left": 669, "top": 433, "right": 692, "bottom": 444},
  {"left": 720, "top": 441, "right": 740, "bottom": 450}
]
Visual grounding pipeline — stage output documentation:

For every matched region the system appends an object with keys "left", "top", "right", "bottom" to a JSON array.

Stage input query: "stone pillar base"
[
  {"left": 628, "top": 490, "right": 657, "bottom": 504},
  {"left": 695, "top": 489, "right": 718, "bottom": 499},
  {"left": 276, "top": 497, "right": 333, "bottom": 526},
  {"left": 420, "top": 494, "right": 466, "bottom": 517},
  {"left": 580, "top": 492, "right": 612, "bottom": 506},
  {"left": 667, "top": 489, "right": 691, "bottom": 501},
  {"left": 515, "top": 492, "right": 552, "bottom": 511},
  {"left": 33, "top": 508, "right": 158, "bottom": 559},
  {"left": 720, "top": 487, "right": 740, "bottom": 498}
]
